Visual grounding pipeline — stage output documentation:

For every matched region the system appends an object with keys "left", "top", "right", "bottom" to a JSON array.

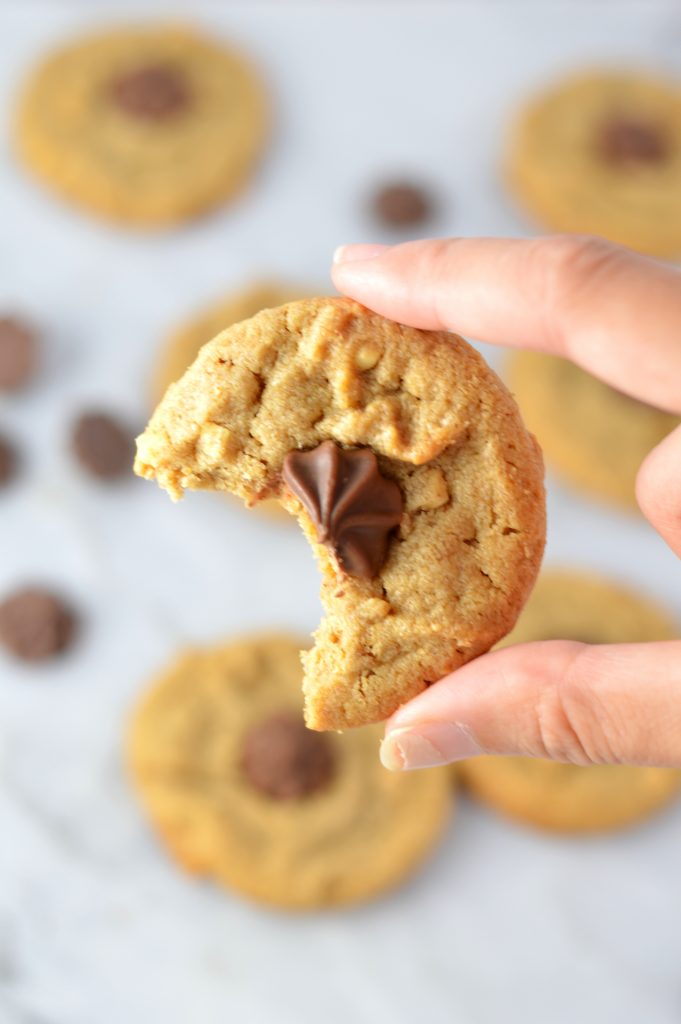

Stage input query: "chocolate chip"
[
  {"left": 372, "top": 181, "right": 433, "bottom": 227},
  {"left": 0, "top": 587, "right": 76, "bottom": 662},
  {"left": 0, "top": 318, "right": 37, "bottom": 393},
  {"left": 110, "top": 64, "right": 191, "bottom": 120},
  {"left": 598, "top": 116, "right": 670, "bottom": 166},
  {"left": 242, "top": 711, "right": 335, "bottom": 800},
  {"left": 282, "top": 440, "right": 403, "bottom": 579},
  {"left": 71, "top": 412, "right": 134, "bottom": 480},
  {"left": 0, "top": 435, "right": 17, "bottom": 488}
]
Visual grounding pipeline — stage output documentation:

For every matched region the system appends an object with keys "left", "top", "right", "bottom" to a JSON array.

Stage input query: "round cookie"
[
  {"left": 135, "top": 297, "right": 546, "bottom": 731},
  {"left": 16, "top": 26, "right": 268, "bottom": 226},
  {"left": 460, "top": 571, "right": 681, "bottom": 833},
  {"left": 128, "top": 634, "right": 452, "bottom": 910},
  {"left": 506, "top": 70, "right": 681, "bottom": 257},
  {"left": 507, "top": 350, "right": 678, "bottom": 510}
]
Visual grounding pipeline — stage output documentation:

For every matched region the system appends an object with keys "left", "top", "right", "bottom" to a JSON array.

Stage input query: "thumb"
[{"left": 380, "top": 641, "right": 681, "bottom": 770}]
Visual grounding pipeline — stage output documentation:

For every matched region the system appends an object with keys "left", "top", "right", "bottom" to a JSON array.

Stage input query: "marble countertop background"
[{"left": 1, "top": 3, "right": 681, "bottom": 1022}]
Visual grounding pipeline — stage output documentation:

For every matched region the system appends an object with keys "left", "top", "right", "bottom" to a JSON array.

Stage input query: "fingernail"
[
  {"left": 380, "top": 722, "right": 482, "bottom": 771},
  {"left": 333, "top": 243, "right": 388, "bottom": 265}
]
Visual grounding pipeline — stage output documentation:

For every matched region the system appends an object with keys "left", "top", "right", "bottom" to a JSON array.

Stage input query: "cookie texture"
[
  {"left": 135, "top": 297, "right": 546, "bottom": 730},
  {"left": 128, "top": 634, "right": 452, "bottom": 910},
  {"left": 154, "top": 283, "right": 309, "bottom": 401},
  {"left": 507, "top": 351, "right": 678, "bottom": 510},
  {"left": 461, "top": 571, "right": 681, "bottom": 833},
  {"left": 506, "top": 70, "right": 681, "bottom": 257},
  {"left": 155, "top": 282, "right": 310, "bottom": 522},
  {"left": 16, "top": 25, "right": 268, "bottom": 226}
]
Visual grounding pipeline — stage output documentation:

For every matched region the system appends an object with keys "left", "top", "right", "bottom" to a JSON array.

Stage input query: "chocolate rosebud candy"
[
  {"left": 282, "top": 440, "right": 403, "bottom": 579},
  {"left": 241, "top": 711, "right": 335, "bottom": 800}
]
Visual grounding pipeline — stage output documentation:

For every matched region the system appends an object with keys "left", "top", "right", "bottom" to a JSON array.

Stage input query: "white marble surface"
[{"left": 2, "top": 3, "right": 681, "bottom": 1022}]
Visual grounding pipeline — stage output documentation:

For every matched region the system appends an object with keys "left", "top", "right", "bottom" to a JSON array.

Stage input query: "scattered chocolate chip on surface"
[
  {"left": 241, "top": 710, "right": 335, "bottom": 800},
  {"left": 0, "top": 317, "right": 37, "bottom": 392},
  {"left": 371, "top": 181, "right": 433, "bottom": 227},
  {"left": 72, "top": 412, "right": 135, "bottom": 480},
  {"left": 0, "top": 587, "right": 76, "bottom": 662},
  {"left": 0, "top": 435, "right": 17, "bottom": 487}
]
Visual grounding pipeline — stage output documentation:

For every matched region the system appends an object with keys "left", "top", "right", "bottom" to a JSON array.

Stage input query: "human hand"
[{"left": 332, "top": 235, "right": 681, "bottom": 770}]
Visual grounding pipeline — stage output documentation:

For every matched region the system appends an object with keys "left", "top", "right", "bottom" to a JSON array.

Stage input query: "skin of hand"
[{"left": 332, "top": 235, "right": 681, "bottom": 771}]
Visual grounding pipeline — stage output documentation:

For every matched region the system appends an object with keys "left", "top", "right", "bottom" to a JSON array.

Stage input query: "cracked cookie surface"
[
  {"left": 461, "top": 571, "right": 681, "bottom": 833},
  {"left": 128, "top": 634, "right": 452, "bottom": 909},
  {"left": 135, "top": 297, "right": 546, "bottom": 730},
  {"left": 16, "top": 25, "right": 267, "bottom": 225},
  {"left": 154, "top": 282, "right": 310, "bottom": 522}
]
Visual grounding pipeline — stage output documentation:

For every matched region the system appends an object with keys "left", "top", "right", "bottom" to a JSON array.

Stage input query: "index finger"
[{"left": 332, "top": 235, "right": 681, "bottom": 415}]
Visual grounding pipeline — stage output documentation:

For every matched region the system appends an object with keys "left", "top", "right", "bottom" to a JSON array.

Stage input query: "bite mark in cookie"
[{"left": 16, "top": 26, "right": 268, "bottom": 225}]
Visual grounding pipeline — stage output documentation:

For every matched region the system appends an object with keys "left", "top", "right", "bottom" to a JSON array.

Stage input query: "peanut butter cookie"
[
  {"left": 507, "top": 350, "right": 678, "bottom": 510},
  {"left": 461, "top": 571, "right": 681, "bottom": 833},
  {"left": 16, "top": 25, "right": 268, "bottom": 226},
  {"left": 506, "top": 70, "right": 681, "bottom": 257},
  {"left": 128, "top": 634, "right": 452, "bottom": 909},
  {"left": 135, "top": 297, "right": 546, "bottom": 730}
]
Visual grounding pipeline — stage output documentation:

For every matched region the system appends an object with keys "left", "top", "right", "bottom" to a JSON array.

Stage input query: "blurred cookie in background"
[
  {"left": 460, "top": 571, "right": 681, "bottom": 833},
  {"left": 506, "top": 70, "right": 681, "bottom": 257},
  {"left": 462, "top": 756, "right": 681, "bottom": 835},
  {"left": 128, "top": 634, "right": 452, "bottom": 910},
  {"left": 15, "top": 25, "right": 268, "bottom": 226},
  {"left": 507, "top": 351, "right": 679, "bottom": 510}
]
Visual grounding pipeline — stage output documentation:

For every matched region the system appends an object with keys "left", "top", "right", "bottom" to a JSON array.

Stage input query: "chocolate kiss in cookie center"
[
  {"left": 598, "top": 114, "right": 670, "bottom": 166},
  {"left": 282, "top": 440, "right": 403, "bottom": 579},
  {"left": 241, "top": 711, "right": 335, "bottom": 800},
  {"left": 109, "top": 63, "right": 191, "bottom": 120}
]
